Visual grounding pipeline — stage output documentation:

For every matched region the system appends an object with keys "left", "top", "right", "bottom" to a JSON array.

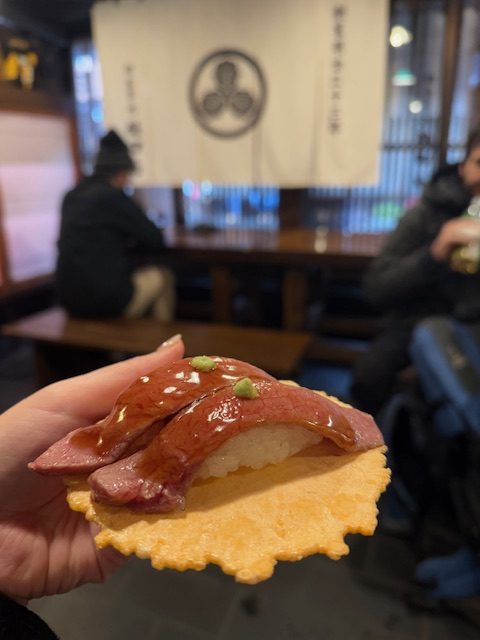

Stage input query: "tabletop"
[
  {"left": 162, "top": 228, "right": 387, "bottom": 268},
  {"left": 160, "top": 227, "right": 387, "bottom": 329}
]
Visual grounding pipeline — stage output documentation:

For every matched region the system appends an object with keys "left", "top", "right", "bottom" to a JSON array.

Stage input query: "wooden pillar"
[
  {"left": 278, "top": 188, "right": 304, "bottom": 229},
  {"left": 282, "top": 269, "right": 308, "bottom": 331},
  {"left": 0, "top": 181, "right": 10, "bottom": 295},
  {"left": 173, "top": 187, "right": 185, "bottom": 227},
  {"left": 210, "top": 266, "right": 234, "bottom": 323},
  {"left": 438, "top": 0, "right": 464, "bottom": 165}
]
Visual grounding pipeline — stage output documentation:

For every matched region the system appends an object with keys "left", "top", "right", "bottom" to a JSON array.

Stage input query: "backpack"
[{"left": 409, "top": 317, "right": 480, "bottom": 438}]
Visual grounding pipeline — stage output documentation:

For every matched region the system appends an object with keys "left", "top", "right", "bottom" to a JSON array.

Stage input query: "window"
[{"left": 0, "top": 112, "right": 75, "bottom": 282}]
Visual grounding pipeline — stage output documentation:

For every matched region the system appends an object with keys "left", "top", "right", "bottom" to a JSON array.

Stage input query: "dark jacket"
[
  {"left": 56, "top": 176, "right": 165, "bottom": 318},
  {"left": 0, "top": 593, "right": 58, "bottom": 639},
  {"left": 363, "top": 165, "right": 480, "bottom": 329}
]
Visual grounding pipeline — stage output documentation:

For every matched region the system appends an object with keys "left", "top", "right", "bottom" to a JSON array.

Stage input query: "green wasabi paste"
[
  {"left": 190, "top": 355, "right": 217, "bottom": 372},
  {"left": 233, "top": 377, "right": 259, "bottom": 399}
]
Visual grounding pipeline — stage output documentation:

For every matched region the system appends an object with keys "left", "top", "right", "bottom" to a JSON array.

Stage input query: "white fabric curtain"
[{"left": 92, "top": 0, "right": 388, "bottom": 187}]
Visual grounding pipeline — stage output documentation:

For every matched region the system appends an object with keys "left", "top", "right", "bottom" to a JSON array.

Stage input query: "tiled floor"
[{"left": 1, "top": 340, "right": 479, "bottom": 639}]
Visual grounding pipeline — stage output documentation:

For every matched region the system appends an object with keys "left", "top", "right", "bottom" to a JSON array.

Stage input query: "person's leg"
[
  {"left": 123, "top": 267, "right": 173, "bottom": 320},
  {"left": 350, "top": 329, "right": 412, "bottom": 416},
  {"left": 151, "top": 268, "right": 176, "bottom": 322}
]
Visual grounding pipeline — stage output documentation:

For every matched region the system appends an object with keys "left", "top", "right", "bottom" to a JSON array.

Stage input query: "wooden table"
[
  {"left": 161, "top": 228, "right": 386, "bottom": 330},
  {"left": 2, "top": 308, "right": 311, "bottom": 385}
]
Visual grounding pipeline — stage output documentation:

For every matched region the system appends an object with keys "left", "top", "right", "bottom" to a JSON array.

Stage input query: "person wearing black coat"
[
  {"left": 350, "top": 129, "right": 480, "bottom": 416},
  {"left": 56, "top": 130, "right": 174, "bottom": 320}
]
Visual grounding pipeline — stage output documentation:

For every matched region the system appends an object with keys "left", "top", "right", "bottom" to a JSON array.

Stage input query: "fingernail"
[{"left": 157, "top": 333, "right": 182, "bottom": 350}]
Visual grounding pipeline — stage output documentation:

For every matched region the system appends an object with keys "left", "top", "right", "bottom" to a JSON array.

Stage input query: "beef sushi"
[{"left": 30, "top": 355, "right": 390, "bottom": 584}]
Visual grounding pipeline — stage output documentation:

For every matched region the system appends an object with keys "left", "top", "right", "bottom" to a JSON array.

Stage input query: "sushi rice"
[{"left": 196, "top": 425, "right": 322, "bottom": 480}]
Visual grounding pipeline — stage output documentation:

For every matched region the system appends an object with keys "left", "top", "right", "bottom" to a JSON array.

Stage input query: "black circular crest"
[{"left": 189, "top": 49, "right": 267, "bottom": 138}]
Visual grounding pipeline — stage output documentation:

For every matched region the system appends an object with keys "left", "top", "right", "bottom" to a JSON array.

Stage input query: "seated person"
[
  {"left": 56, "top": 130, "right": 174, "bottom": 320},
  {"left": 350, "top": 128, "right": 480, "bottom": 416}
]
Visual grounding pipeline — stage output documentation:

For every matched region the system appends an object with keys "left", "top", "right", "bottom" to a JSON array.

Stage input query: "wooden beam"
[
  {"left": 438, "top": 0, "right": 464, "bottom": 165},
  {"left": 0, "top": 179, "right": 10, "bottom": 295},
  {"left": 471, "top": 83, "right": 480, "bottom": 130},
  {"left": 0, "top": 275, "right": 53, "bottom": 299},
  {"left": 0, "top": 84, "right": 73, "bottom": 116}
]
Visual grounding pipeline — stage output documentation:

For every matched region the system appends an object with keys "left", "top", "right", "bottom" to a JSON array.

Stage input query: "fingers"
[
  {"left": 432, "top": 219, "right": 480, "bottom": 262},
  {"left": 448, "top": 218, "right": 480, "bottom": 240},
  {"left": 90, "top": 522, "right": 128, "bottom": 580},
  {"left": 32, "top": 335, "right": 185, "bottom": 422}
]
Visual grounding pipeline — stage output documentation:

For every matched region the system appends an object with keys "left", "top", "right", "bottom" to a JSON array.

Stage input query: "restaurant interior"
[{"left": 1, "top": 0, "right": 480, "bottom": 638}]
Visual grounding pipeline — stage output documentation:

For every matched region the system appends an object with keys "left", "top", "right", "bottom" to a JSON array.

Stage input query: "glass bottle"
[{"left": 450, "top": 197, "right": 480, "bottom": 275}]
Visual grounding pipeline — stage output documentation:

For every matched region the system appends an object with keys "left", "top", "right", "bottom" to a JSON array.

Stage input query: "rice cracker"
[{"left": 66, "top": 437, "right": 390, "bottom": 584}]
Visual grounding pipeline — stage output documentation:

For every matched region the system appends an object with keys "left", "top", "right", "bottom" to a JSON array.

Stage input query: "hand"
[
  {"left": 0, "top": 336, "right": 184, "bottom": 602},
  {"left": 430, "top": 217, "right": 480, "bottom": 263}
]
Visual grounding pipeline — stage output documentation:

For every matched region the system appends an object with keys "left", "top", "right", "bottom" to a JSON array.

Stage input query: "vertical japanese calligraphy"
[
  {"left": 123, "top": 63, "right": 143, "bottom": 171},
  {"left": 328, "top": 4, "right": 347, "bottom": 135}
]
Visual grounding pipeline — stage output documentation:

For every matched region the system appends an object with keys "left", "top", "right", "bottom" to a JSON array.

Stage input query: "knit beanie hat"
[{"left": 94, "top": 130, "right": 135, "bottom": 174}]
